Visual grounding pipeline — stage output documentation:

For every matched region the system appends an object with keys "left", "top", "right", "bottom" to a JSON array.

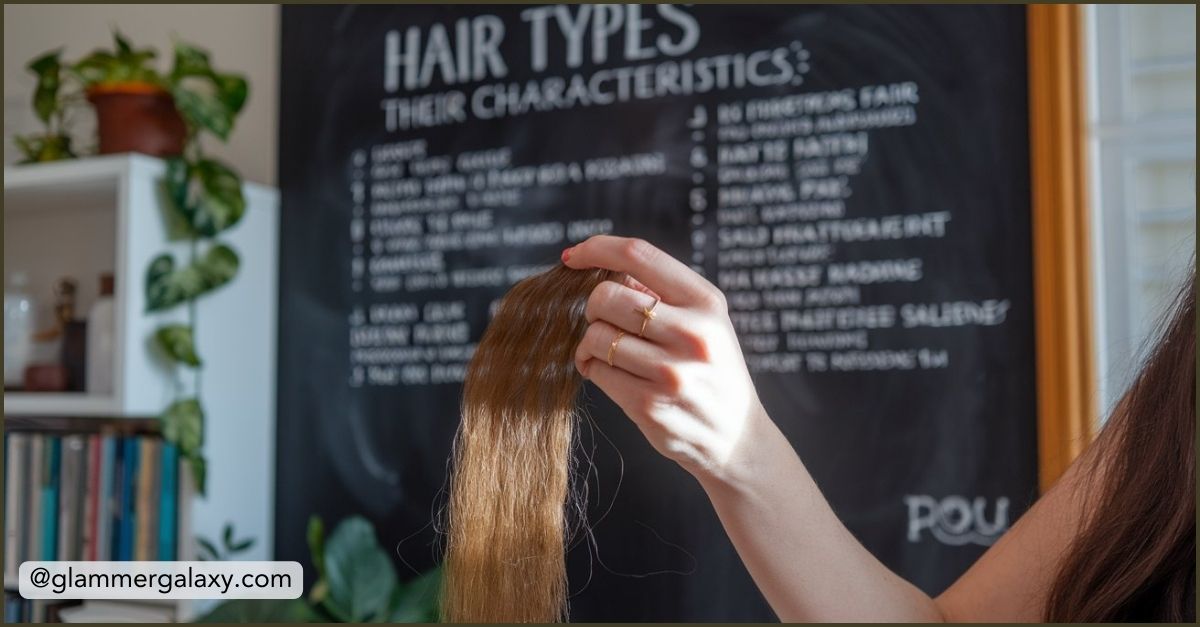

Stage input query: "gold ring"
[
  {"left": 636, "top": 297, "right": 660, "bottom": 338},
  {"left": 607, "top": 330, "right": 626, "bottom": 367}
]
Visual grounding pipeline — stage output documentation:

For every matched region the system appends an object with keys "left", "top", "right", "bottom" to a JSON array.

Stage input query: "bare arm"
[{"left": 563, "top": 235, "right": 1092, "bottom": 622}]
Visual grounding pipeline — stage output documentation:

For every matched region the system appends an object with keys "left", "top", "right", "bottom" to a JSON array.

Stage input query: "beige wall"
[{"left": 3, "top": 4, "right": 279, "bottom": 185}]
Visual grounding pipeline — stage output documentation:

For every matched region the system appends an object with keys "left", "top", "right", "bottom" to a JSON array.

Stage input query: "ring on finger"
[
  {"left": 607, "top": 330, "right": 626, "bottom": 367},
  {"left": 635, "top": 297, "right": 660, "bottom": 338}
]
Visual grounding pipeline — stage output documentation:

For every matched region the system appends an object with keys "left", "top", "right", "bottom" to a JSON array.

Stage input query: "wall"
[{"left": 3, "top": 4, "right": 279, "bottom": 185}]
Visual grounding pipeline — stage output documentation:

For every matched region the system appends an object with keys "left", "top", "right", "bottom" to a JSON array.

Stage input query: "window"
[{"left": 1086, "top": 4, "right": 1196, "bottom": 414}]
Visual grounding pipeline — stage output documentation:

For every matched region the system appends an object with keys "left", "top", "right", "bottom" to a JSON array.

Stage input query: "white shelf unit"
[{"left": 3, "top": 154, "right": 280, "bottom": 621}]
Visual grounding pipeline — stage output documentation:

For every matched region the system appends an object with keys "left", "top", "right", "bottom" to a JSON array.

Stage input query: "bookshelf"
[{"left": 3, "top": 154, "right": 280, "bottom": 622}]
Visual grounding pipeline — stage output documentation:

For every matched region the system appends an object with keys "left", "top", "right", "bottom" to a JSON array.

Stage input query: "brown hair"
[
  {"left": 441, "top": 265, "right": 619, "bottom": 623},
  {"left": 1046, "top": 270, "right": 1196, "bottom": 621}
]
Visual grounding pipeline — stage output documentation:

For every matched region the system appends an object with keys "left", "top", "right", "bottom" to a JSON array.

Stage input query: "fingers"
[
  {"left": 574, "top": 321, "right": 675, "bottom": 384},
  {"left": 585, "top": 279, "right": 675, "bottom": 344},
  {"left": 562, "top": 235, "right": 720, "bottom": 308}
]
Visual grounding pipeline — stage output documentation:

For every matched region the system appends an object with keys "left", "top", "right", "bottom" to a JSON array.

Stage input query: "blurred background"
[{"left": 2, "top": 4, "right": 1194, "bottom": 623}]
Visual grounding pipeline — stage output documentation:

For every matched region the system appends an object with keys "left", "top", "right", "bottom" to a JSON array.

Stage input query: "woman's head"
[{"left": 1046, "top": 266, "right": 1195, "bottom": 621}]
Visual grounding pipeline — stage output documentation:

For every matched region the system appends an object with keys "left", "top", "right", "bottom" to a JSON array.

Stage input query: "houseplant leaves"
[
  {"left": 195, "top": 516, "right": 440, "bottom": 623},
  {"left": 145, "top": 243, "right": 240, "bottom": 312},
  {"left": 169, "top": 41, "right": 249, "bottom": 140},
  {"left": 154, "top": 324, "right": 201, "bottom": 366},
  {"left": 160, "top": 397, "right": 203, "bottom": 453},
  {"left": 319, "top": 517, "right": 398, "bottom": 622},
  {"left": 28, "top": 49, "right": 64, "bottom": 124},
  {"left": 162, "top": 156, "right": 247, "bottom": 237}
]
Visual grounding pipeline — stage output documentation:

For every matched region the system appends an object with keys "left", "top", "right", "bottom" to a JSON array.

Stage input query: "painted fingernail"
[{"left": 561, "top": 247, "right": 573, "bottom": 263}]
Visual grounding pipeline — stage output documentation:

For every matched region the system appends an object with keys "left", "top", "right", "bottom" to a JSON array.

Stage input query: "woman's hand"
[{"left": 563, "top": 235, "right": 771, "bottom": 487}]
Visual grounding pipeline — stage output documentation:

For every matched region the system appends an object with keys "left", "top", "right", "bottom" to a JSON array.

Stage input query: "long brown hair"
[
  {"left": 441, "top": 265, "right": 619, "bottom": 623},
  {"left": 1046, "top": 269, "right": 1196, "bottom": 621}
]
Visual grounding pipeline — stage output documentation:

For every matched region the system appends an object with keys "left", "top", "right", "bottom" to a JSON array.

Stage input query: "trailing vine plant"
[
  {"left": 142, "top": 40, "right": 249, "bottom": 496},
  {"left": 18, "top": 32, "right": 249, "bottom": 494}
]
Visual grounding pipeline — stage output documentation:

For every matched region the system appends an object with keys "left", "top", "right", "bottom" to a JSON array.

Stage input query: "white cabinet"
[{"left": 3, "top": 154, "right": 279, "bottom": 620}]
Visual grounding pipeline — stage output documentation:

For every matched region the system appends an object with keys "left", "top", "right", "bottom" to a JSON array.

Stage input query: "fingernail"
[{"left": 561, "top": 247, "right": 573, "bottom": 263}]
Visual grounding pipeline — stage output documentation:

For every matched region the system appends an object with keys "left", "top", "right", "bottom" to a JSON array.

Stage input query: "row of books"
[{"left": 3, "top": 432, "right": 180, "bottom": 583}]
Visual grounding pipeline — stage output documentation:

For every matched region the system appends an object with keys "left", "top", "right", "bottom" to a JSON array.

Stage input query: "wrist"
[{"left": 694, "top": 402, "right": 784, "bottom": 496}]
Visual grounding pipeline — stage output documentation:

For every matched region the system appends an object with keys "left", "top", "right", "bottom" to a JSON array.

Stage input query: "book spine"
[
  {"left": 41, "top": 437, "right": 60, "bottom": 561},
  {"left": 58, "top": 435, "right": 82, "bottom": 562},
  {"left": 25, "top": 436, "right": 42, "bottom": 566},
  {"left": 158, "top": 443, "right": 178, "bottom": 561},
  {"left": 134, "top": 439, "right": 153, "bottom": 561},
  {"left": 4, "top": 434, "right": 26, "bottom": 581},
  {"left": 118, "top": 437, "right": 138, "bottom": 561},
  {"left": 96, "top": 436, "right": 116, "bottom": 562},
  {"left": 84, "top": 434, "right": 102, "bottom": 561}
]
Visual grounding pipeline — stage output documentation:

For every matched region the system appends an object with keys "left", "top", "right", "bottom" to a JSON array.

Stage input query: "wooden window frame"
[{"left": 1027, "top": 4, "right": 1098, "bottom": 493}]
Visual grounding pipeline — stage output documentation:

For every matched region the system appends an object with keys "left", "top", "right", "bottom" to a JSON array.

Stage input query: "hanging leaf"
[
  {"left": 27, "top": 49, "right": 64, "bottom": 125},
  {"left": 145, "top": 254, "right": 183, "bottom": 311},
  {"left": 161, "top": 397, "right": 203, "bottom": 453},
  {"left": 162, "top": 157, "right": 245, "bottom": 236},
  {"left": 198, "top": 243, "right": 240, "bottom": 288},
  {"left": 144, "top": 245, "right": 240, "bottom": 312},
  {"left": 188, "top": 452, "right": 208, "bottom": 496},
  {"left": 172, "top": 85, "right": 234, "bottom": 139},
  {"left": 214, "top": 72, "right": 249, "bottom": 115},
  {"left": 155, "top": 324, "right": 201, "bottom": 366},
  {"left": 157, "top": 158, "right": 196, "bottom": 240},
  {"left": 194, "top": 159, "right": 246, "bottom": 234},
  {"left": 144, "top": 253, "right": 203, "bottom": 312}
]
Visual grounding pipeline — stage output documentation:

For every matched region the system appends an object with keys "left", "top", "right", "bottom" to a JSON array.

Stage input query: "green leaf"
[
  {"left": 222, "top": 522, "right": 235, "bottom": 549},
  {"left": 71, "top": 51, "right": 119, "bottom": 85},
  {"left": 214, "top": 72, "right": 249, "bottom": 114},
  {"left": 114, "top": 31, "right": 134, "bottom": 56},
  {"left": 171, "top": 41, "right": 214, "bottom": 80},
  {"left": 145, "top": 253, "right": 183, "bottom": 311},
  {"left": 306, "top": 515, "right": 327, "bottom": 586},
  {"left": 144, "top": 244, "right": 239, "bottom": 313},
  {"left": 172, "top": 85, "right": 234, "bottom": 140},
  {"left": 27, "top": 49, "right": 63, "bottom": 124},
  {"left": 387, "top": 566, "right": 442, "bottom": 623},
  {"left": 198, "top": 243, "right": 240, "bottom": 288},
  {"left": 154, "top": 324, "right": 201, "bottom": 366},
  {"left": 157, "top": 158, "right": 196, "bottom": 240},
  {"left": 229, "top": 537, "right": 255, "bottom": 553},
  {"left": 322, "top": 517, "right": 398, "bottom": 622},
  {"left": 160, "top": 398, "right": 203, "bottom": 453},
  {"left": 193, "top": 159, "right": 246, "bottom": 234},
  {"left": 11, "top": 135, "right": 70, "bottom": 164},
  {"left": 194, "top": 598, "right": 319, "bottom": 623},
  {"left": 188, "top": 453, "right": 208, "bottom": 496},
  {"left": 197, "top": 536, "right": 221, "bottom": 561}
]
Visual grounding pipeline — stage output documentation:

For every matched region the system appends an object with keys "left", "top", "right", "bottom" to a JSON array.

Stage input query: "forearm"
[{"left": 697, "top": 410, "right": 945, "bottom": 622}]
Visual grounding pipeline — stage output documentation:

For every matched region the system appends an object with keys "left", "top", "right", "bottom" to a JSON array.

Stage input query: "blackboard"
[{"left": 276, "top": 5, "right": 1038, "bottom": 620}]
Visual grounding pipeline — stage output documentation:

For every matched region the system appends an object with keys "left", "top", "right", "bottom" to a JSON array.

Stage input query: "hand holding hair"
[{"left": 562, "top": 235, "right": 772, "bottom": 488}]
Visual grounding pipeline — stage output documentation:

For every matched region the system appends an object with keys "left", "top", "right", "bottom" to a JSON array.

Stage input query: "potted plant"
[
  {"left": 15, "top": 30, "right": 248, "bottom": 159},
  {"left": 15, "top": 31, "right": 254, "bottom": 495}
]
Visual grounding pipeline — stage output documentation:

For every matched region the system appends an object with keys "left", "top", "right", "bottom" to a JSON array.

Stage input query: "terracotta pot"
[{"left": 87, "top": 82, "right": 187, "bottom": 157}]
